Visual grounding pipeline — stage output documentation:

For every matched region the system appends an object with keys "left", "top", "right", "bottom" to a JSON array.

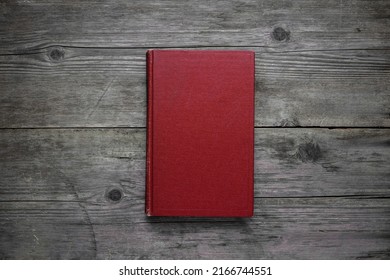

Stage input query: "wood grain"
[
  {"left": 0, "top": 0, "right": 389, "bottom": 52},
  {"left": 1, "top": 197, "right": 389, "bottom": 259},
  {"left": 0, "top": 128, "right": 389, "bottom": 259},
  {"left": 1, "top": 0, "right": 389, "bottom": 260},
  {"left": 0, "top": 47, "right": 389, "bottom": 128},
  {"left": 0, "top": 128, "right": 388, "bottom": 200}
]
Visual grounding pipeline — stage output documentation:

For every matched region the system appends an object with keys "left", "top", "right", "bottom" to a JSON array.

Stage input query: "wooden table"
[{"left": 0, "top": 0, "right": 389, "bottom": 259}]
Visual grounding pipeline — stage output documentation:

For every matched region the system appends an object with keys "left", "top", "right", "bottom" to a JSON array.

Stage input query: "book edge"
[
  {"left": 145, "top": 50, "right": 154, "bottom": 216},
  {"left": 250, "top": 51, "right": 255, "bottom": 217}
]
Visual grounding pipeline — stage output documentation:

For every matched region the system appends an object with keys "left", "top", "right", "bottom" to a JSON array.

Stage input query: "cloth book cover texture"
[{"left": 146, "top": 50, "right": 254, "bottom": 217}]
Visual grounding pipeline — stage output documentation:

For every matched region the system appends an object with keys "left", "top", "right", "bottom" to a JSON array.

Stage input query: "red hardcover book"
[{"left": 146, "top": 50, "right": 254, "bottom": 217}]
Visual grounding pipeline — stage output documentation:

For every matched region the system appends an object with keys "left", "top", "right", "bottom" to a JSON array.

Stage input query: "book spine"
[{"left": 145, "top": 50, "right": 154, "bottom": 216}]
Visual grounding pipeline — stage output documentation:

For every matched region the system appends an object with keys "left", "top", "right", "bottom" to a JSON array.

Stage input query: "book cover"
[{"left": 146, "top": 50, "right": 254, "bottom": 217}]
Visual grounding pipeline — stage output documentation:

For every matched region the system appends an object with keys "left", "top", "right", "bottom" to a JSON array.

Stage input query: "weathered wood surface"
[
  {"left": 1, "top": 197, "right": 389, "bottom": 259},
  {"left": 1, "top": 0, "right": 390, "bottom": 52},
  {"left": 0, "top": 48, "right": 389, "bottom": 128},
  {"left": 0, "top": 128, "right": 389, "bottom": 200},
  {"left": 0, "top": 129, "right": 389, "bottom": 259},
  {"left": 0, "top": 0, "right": 389, "bottom": 259}
]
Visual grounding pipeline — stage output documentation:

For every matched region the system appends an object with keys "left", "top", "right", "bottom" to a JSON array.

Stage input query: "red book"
[{"left": 146, "top": 50, "right": 255, "bottom": 217}]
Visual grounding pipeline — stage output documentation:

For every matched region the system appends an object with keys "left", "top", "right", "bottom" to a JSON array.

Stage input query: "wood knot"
[
  {"left": 295, "top": 139, "right": 322, "bottom": 162},
  {"left": 107, "top": 189, "right": 122, "bottom": 202},
  {"left": 272, "top": 27, "right": 290, "bottom": 42},
  {"left": 48, "top": 47, "right": 65, "bottom": 62}
]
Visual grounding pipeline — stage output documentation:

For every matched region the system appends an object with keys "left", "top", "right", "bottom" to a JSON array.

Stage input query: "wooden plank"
[
  {"left": 0, "top": 203, "right": 97, "bottom": 259},
  {"left": 94, "top": 197, "right": 390, "bottom": 259},
  {"left": 0, "top": 128, "right": 388, "bottom": 200},
  {"left": 0, "top": 0, "right": 389, "bottom": 53},
  {"left": 255, "top": 128, "right": 390, "bottom": 197},
  {"left": 0, "top": 48, "right": 389, "bottom": 128},
  {"left": 0, "top": 128, "right": 389, "bottom": 259},
  {"left": 1, "top": 197, "right": 389, "bottom": 259}
]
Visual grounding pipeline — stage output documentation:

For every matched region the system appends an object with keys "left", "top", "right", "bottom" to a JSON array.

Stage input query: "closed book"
[{"left": 146, "top": 50, "right": 254, "bottom": 217}]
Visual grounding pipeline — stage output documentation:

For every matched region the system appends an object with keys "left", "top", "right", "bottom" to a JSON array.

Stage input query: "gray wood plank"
[
  {"left": 0, "top": 203, "right": 97, "bottom": 259},
  {"left": 0, "top": 128, "right": 388, "bottom": 201},
  {"left": 255, "top": 128, "right": 390, "bottom": 197},
  {"left": 0, "top": 0, "right": 389, "bottom": 53},
  {"left": 0, "top": 48, "right": 389, "bottom": 128},
  {"left": 1, "top": 193, "right": 389, "bottom": 259},
  {"left": 0, "top": 128, "right": 388, "bottom": 259},
  {"left": 1, "top": 197, "right": 389, "bottom": 259}
]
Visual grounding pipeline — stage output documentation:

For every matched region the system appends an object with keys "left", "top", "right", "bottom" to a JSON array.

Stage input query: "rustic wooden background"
[{"left": 0, "top": 0, "right": 389, "bottom": 259}]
